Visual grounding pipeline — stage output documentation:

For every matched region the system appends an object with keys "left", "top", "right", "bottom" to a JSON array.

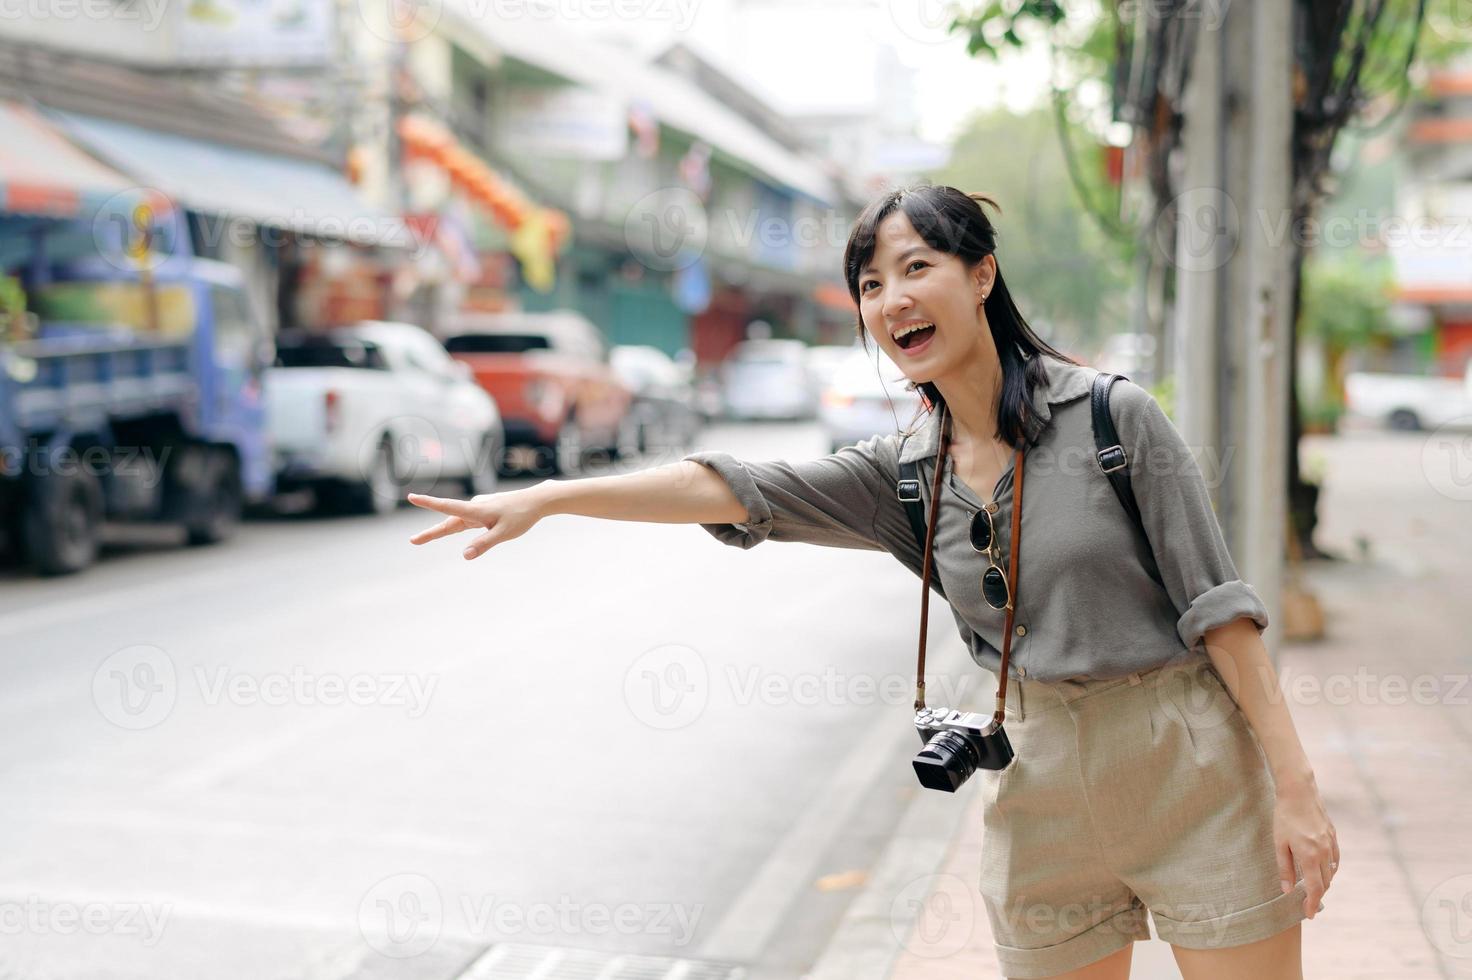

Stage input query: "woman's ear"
[{"left": 973, "top": 256, "right": 996, "bottom": 303}]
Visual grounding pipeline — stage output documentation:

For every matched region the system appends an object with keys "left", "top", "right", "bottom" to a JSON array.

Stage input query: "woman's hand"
[
  {"left": 1273, "top": 774, "right": 1338, "bottom": 919},
  {"left": 406, "top": 487, "right": 546, "bottom": 559}
]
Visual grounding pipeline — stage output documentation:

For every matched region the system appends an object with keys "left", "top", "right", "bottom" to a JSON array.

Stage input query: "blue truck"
[{"left": 0, "top": 206, "right": 274, "bottom": 575}]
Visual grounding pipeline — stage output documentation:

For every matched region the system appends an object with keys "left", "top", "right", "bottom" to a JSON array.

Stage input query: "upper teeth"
[{"left": 895, "top": 322, "right": 934, "bottom": 339}]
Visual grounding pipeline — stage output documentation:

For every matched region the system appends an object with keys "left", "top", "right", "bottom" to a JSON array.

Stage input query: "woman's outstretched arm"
[{"left": 407, "top": 460, "right": 748, "bottom": 560}]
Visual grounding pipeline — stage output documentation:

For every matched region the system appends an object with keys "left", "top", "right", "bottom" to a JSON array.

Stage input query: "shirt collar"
[{"left": 897, "top": 356, "right": 1097, "bottom": 463}]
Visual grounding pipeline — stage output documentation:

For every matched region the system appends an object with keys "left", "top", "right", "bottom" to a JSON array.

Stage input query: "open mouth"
[{"left": 895, "top": 323, "right": 936, "bottom": 350}]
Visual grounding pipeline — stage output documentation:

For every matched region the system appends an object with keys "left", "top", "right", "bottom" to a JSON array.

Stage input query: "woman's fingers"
[
  {"left": 409, "top": 515, "right": 469, "bottom": 545},
  {"left": 462, "top": 525, "right": 502, "bottom": 560},
  {"left": 406, "top": 492, "right": 474, "bottom": 518}
]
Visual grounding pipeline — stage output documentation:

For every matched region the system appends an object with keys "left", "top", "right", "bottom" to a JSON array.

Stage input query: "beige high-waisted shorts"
[{"left": 976, "top": 656, "right": 1320, "bottom": 978}]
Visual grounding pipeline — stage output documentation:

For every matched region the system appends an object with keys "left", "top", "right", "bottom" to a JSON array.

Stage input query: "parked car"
[
  {"left": 820, "top": 347, "right": 925, "bottom": 454},
  {"left": 609, "top": 344, "right": 702, "bottom": 460},
  {"left": 719, "top": 338, "right": 818, "bottom": 421},
  {"left": 805, "top": 343, "right": 861, "bottom": 398},
  {"left": 266, "top": 321, "right": 502, "bottom": 515},
  {"left": 439, "top": 310, "right": 635, "bottom": 476},
  {"left": 1344, "top": 357, "right": 1472, "bottom": 431}
]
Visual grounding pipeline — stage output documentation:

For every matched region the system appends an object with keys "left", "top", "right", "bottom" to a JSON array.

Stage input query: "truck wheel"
[
  {"left": 185, "top": 450, "right": 242, "bottom": 546},
  {"left": 1388, "top": 409, "right": 1422, "bottom": 431},
  {"left": 463, "top": 432, "right": 501, "bottom": 497},
  {"left": 552, "top": 418, "right": 584, "bottom": 477},
  {"left": 348, "top": 439, "right": 402, "bottom": 516},
  {"left": 22, "top": 467, "right": 103, "bottom": 576}
]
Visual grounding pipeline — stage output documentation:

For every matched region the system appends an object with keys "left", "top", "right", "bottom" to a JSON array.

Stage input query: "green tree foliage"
[{"left": 930, "top": 107, "right": 1134, "bottom": 353}]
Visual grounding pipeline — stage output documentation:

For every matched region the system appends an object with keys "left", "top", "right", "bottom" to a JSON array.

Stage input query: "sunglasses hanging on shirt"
[{"left": 967, "top": 504, "right": 1012, "bottom": 611}]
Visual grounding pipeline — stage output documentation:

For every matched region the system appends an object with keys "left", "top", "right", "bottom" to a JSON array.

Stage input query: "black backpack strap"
[
  {"left": 897, "top": 455, "right": 928, "bottom": 556},
  {"left": 896, "top": 435, "right": 945, "bottom": 597},
  {"left": 1091, "top": 371, "right": 1145, "bottom": 538}
]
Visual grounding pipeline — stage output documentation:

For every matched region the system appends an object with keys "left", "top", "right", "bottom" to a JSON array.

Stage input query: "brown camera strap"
[{"left": 914, "top": 403, "right": 1026, "bottom": 727}]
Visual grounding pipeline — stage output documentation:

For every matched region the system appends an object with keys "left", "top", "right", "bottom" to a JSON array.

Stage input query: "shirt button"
[
  {"left": 1018, "top": 666, "right": 1027, "bottom": 678},
  {"left": 1015, "top": 624, "right": 1027, "bottom": 636}
]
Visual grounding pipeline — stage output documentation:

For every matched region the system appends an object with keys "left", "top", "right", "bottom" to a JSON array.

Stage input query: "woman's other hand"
[
  {"left": 406, "top": 488, "right": 545, "bottom": 560},
  {"left": 1274, "top": 774, "right": 1339, "bottom": 919}
]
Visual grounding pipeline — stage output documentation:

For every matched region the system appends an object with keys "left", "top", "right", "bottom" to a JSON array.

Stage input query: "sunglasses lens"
[
  {"left": 969, "top": 511, "right": 993, "bottom": 552},
  {"left": 982, "top": 566, "right": 1010, "bottom": 609}
]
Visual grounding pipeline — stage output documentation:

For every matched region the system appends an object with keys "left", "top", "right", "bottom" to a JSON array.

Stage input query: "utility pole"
[{"left": 1241, "top": 0, "right": 1295, "bottom": 660}]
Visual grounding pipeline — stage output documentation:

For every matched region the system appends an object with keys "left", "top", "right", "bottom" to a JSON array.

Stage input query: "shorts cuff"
[
  {"left": 992, "top": 902, "right": 1150, "bottom": 979},
  {"left": 1149, "top": 881, "right": 1321, "bottom": 949}
]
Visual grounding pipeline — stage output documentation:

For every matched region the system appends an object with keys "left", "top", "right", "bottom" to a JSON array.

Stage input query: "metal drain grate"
[{"left": 453, "top": 943, "right": 746, "bottom": 980}]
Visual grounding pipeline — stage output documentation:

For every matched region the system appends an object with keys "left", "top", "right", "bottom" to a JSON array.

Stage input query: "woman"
[{"left": 406, "top": 185, "right": 1337, "bottom": 980}]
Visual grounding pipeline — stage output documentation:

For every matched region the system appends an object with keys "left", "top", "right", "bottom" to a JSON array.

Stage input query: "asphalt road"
[{"left": 0, "top": 421, "right": 976, "bottom": 980}]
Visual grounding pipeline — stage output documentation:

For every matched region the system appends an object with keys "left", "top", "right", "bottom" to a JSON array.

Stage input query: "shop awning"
[
  {"left": 0, "top": 101, "right": 135, "bottom": 218},
  {"left": 48, "top": 110, "right": 413, "bottom": 249}
]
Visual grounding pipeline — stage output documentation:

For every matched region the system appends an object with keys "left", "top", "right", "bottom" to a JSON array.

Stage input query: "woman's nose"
[{"left": 881, "top": 287, "right": 914, "bottom": 321}]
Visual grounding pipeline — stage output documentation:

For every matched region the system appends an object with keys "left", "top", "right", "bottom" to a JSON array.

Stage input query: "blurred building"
[
  {"left": 0, "top": 1, "right": 878, "bottom": 366},
  {"left": 1386, "top": 54, "right": 1472, "bottom": 374}
]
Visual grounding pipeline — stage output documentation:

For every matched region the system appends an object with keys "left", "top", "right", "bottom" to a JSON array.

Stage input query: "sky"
[{"left": 561, "top": 0, "right": 1054, "bottom": 145}]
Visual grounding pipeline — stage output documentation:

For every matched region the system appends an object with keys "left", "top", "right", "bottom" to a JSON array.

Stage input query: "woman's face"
[{"left": 857, "top": 210, "right": 993, "bottom": 382}]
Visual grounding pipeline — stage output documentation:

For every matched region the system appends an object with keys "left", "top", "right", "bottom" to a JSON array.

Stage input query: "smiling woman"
[{"left": 406, "top": 184, "right": 1338, "bottom": 980}]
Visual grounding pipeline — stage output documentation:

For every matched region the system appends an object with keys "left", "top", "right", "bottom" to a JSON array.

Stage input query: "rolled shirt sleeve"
[
  {"left": 1110, "top": 381, "right": 1270, "bottom": 653},
  {"left": 682, "top": 434, "right": 924, "bottom": 563}
]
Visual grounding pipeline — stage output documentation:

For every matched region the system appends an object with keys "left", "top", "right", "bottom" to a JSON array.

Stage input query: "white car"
[
  {"left": 1344, "top": 359, "right": 1472, "bottom": 431},
  {"left": 820, "top": 346, "right": 925, "bottom": 454},
  {"left": 266, "top": 321, "right": 503, "bottom": 514},
  {"left": 719, "top": 339, "right": 819, "bottom": 421}
]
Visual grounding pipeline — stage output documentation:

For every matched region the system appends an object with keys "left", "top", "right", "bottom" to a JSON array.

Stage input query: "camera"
[{"left": 912, "top": 706, "right": 1014, "bottom": 792}]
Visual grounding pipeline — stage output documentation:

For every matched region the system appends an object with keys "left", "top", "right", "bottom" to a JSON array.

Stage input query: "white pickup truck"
[
  {"left": 1343, "top": 360, "right": 1472, "bottom": 432},
  {"left": 266, "top": 321, "right": 503, "bottom": 514}
]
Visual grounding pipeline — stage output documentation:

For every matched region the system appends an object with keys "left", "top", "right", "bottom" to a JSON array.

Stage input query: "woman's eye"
[
  {"left": 860, "top": 280, "right": 878, "bottom": 293},
  {"left": 907, "top": 260, "right": 928, "bottom": 273}
]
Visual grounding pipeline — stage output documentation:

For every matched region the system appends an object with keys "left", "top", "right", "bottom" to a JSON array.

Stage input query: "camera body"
[{"left": 912, "top": 706, "right": 1014, "bottom": 792}]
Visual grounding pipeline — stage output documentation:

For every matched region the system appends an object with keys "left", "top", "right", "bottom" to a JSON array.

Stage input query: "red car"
[{"left": 440, "top": 310, "right": 636, "bottom": 477}]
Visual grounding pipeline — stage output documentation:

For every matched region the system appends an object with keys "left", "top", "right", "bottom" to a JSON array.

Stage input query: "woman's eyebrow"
[{"left": 861, "top": 246, "right": 929, "bottom": 276}]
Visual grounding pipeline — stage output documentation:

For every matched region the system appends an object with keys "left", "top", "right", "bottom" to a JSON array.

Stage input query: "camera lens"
[{"left": 912, "top": 729, "right": 980, "bottom": 793}]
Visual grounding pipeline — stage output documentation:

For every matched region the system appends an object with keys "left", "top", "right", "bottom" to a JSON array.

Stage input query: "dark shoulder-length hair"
[{"left": 841, "top": 184, "right": 1079, "bottom": 449}]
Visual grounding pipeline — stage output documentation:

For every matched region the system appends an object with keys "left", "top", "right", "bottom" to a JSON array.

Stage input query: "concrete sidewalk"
[{"left": 843, "top": 432, "right": 1472, "bottom": 979}]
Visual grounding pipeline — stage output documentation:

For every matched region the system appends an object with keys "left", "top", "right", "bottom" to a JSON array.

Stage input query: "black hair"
[{"left": 841, "top": 184, "right": 1079, "bottom": 448}]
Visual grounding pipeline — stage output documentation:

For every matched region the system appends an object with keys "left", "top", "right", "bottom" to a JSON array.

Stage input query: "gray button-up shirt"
[{"left": 683, "top": 356, "right": 1269, "bottom": 683}]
